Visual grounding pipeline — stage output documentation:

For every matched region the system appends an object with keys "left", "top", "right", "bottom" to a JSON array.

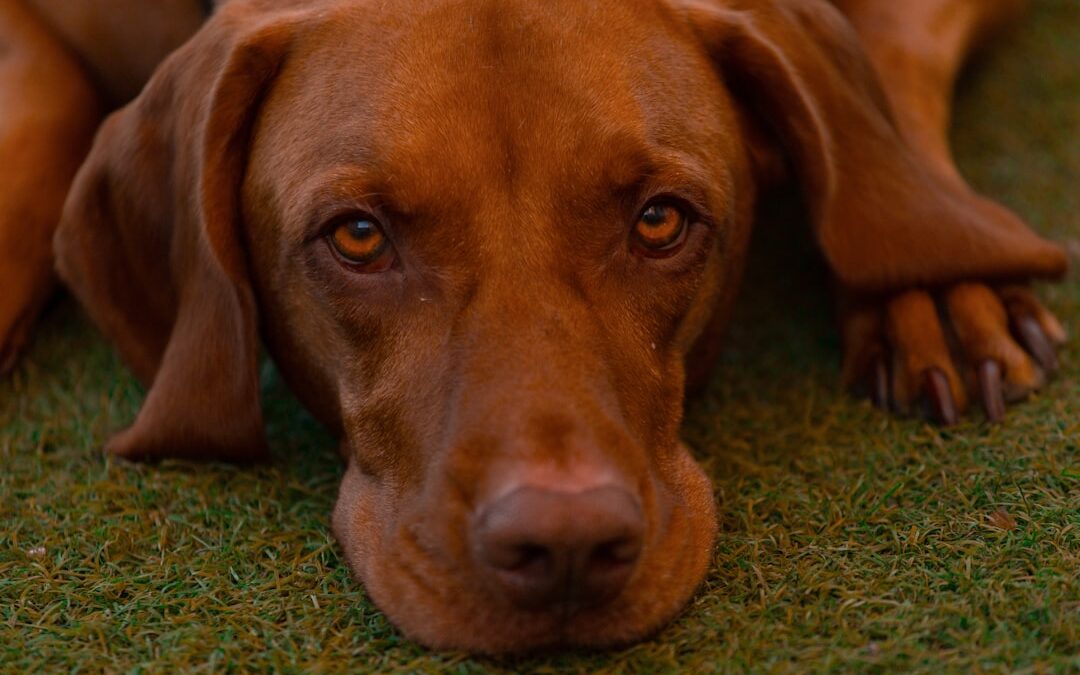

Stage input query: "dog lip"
[
  {"left": 334, "top": 438, "right": 712, "bottom": 651},
  {"left": 350, "top": 470, "right": 713, "bottom": 653},
  {"left": 371, "top": 505, "right": 655, "bottom": 649}
]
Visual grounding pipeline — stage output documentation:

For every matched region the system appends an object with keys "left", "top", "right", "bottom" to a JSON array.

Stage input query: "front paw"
[
  {"left": 0, "top": 257, "right": 55, "bottom": 376},
  {"left": 841, "top": 284, "right": 1067, "bottom": 424}
]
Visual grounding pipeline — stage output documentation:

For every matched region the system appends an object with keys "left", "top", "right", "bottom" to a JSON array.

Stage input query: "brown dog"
[{"left": 0, "top": 0, "right": 1068, "bottom": 653}]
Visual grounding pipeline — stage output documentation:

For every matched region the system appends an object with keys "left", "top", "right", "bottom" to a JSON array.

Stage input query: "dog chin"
[{"left": 331, "top": 444, "right": 717, "bottom": 653}]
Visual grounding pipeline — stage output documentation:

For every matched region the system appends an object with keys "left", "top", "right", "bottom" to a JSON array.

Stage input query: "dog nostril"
[
  {"left": 579, "top": 533, "right": 642, "bottom": 603},
  {"left": 592, "top": 535, "right": 640, "bottom": 568},
  {"left": 495, "top": 543, "right": 552, "bottom": 574},
  {"left": 472, "top": 485, "right": 644, "bottom": 611}
]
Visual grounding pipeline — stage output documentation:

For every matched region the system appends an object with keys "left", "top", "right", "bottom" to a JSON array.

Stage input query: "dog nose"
[{"left": 472, "top": 485, "right": 644, "bottom": 611}]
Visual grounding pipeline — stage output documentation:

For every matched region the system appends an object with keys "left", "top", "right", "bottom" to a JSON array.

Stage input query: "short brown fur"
[{"left": 0, "top": 0, "right": 1067, "bottom": 653}]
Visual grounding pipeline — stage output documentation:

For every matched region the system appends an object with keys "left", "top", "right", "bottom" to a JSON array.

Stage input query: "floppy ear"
[
  {"left": 55, "top": 5, "right": 303, "bottom": 461},
  {"left": 679, "top": 0, "right": 1067, "bottom": 292}
]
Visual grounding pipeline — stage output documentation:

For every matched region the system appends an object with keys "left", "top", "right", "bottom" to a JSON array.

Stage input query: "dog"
[{"left": 0, "top": 0, "right": 1067, "bottom": 653}]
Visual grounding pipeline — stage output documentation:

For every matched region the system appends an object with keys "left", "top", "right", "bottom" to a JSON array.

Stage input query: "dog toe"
[
  {"left": 885, "top": 289, "right": 968, "bottom": 422},
  {"left": 0, "top": 296, "right": 47, "bottom": 377},
  {"left": 945, "top": 282, "right": 1055, "bottom": 415},
  {"left": 841, "top": 283, "right": 1064, "bottom": 425}
]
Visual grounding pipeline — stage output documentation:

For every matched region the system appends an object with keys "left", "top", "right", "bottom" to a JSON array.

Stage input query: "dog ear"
[
  {"left": 55, "top": 5, "right": 303, "bottom": 461},
  {"left": 679, "top": 0, "right": 1067, "bottom": 292}
]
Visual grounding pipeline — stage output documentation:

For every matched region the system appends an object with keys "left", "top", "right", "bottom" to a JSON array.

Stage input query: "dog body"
[{"left": 0, "top": 0, "right": 1067, "bottom": 652}]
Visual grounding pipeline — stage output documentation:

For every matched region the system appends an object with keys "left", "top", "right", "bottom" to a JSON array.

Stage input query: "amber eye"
[
  {"left": 328, "top": 217, "right": 394, "bottom": 270},
  {"left": 633, "top": 202, "right": 688, "bottom": 256}
]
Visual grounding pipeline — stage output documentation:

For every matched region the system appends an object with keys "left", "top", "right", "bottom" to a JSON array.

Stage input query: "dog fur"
[{"left": 0, "top": 0, "right": 1067, "bottom": 652}]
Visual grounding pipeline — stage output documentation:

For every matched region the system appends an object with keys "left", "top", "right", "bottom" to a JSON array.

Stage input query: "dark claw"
[
  {"left": 0, "top": 331, "right": 20, "bottom": 375},
  {"left": 869, "top": 356, "right": 889, "bottom": 410},
  {"left": 0, "top": 349, "right": 14, "bottom": 376},
  {"left": 976, "top": 360, "right": 1006, "bottom": 424},
  {"left": 922, "top": 368, "right": 958, "bottom": 426},
  {"left": 0, "top": 323, "right": 20, "bottom": 376},
  {"left": 1015, "top": 315, "right": 1059, "bottom": 374}
]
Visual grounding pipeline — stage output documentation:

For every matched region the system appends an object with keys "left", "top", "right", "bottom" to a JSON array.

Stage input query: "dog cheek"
[
  {"left": 331, "top": 460, "right": 382, "bottom": 584},
  {"left": 636, "top": 256, "right": 727, "bottom": 449},
  {"left": 340, "top": 393, "right": 424, "bottom": 481},
  {"left": 673, "top": 237, "right": 728, "bottom": 349}
]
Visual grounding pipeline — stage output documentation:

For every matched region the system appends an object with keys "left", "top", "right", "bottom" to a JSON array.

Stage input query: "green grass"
[{"left": 2, "top": 3, "right": 1078, "bottom": 672}]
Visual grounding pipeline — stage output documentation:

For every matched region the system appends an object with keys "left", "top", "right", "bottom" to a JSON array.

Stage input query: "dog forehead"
[{"left": 256, "top": 0, "right": 729, "bottom": 205}]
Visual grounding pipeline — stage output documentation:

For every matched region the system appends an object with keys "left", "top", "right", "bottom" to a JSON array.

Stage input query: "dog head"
[{"left": 56, "top": 0, "right": 1066, "bottom": 652}]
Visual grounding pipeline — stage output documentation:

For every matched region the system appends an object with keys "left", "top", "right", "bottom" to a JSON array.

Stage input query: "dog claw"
[
  {"left": 0, "top": 346, "right": 15, "bottom": 376},
  {"left": 1015, "top": 315, "right": 1059, "bottom": 375},
  {"left": 976, "top": 360, "right": 1006, "bottom": 424},
  {"left": 922, "top": 369, "right": 957, "bottom": 426},
  {"left": 868, "top": 356, "right": 889, "bottom": 410},
  {"left": 0, "top": 324, "right": 28, "bottom": 376}
]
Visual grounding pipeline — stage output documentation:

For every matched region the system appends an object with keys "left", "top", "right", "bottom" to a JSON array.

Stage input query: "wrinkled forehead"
[{"left": 253, "top": 0, "right": 736, "bottom": 216}]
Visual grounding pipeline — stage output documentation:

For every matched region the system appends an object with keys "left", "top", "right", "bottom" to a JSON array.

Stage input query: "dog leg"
[
  {"left": 832, "top": 0, "right": 1066, "bottom": 423},
  {"left": 835, "top": 0, "right": 1027, "bottom": 183},
  {"left": 0, "top": 1, "right": 101, "bottom": 373}
]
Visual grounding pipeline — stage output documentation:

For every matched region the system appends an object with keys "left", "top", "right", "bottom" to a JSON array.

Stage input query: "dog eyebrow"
[
  {"left": 597, "top": 143, "right": 721, "bottom": 219},
  {"left": 281, "top": 140, "right": 723, "bottom": 256},
  {"left": 286, "top": 167, "right": 391, "bottom": 244}
]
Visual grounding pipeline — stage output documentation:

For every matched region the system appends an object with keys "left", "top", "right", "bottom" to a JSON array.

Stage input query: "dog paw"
[
  {"left": 841, "top": 284, "right": 1066, "bottom": 425},
  {"left": 0, "top": 266, "right": 55, "bottom": 377},
  {"left": 0, "top": 309, "right": 32, "bottom": 376}
]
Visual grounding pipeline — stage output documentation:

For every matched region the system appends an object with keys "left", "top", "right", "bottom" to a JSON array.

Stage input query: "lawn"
[{"left": 2, "top": 2, "right": 1078, "bottom": 672}]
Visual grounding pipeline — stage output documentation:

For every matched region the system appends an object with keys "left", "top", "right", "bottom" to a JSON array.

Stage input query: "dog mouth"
[
  {"left": 332, "top": 443, "right": 718, "bottom": 653},
  {"left": 399, "top": 563, "right": 631, "bottom": 649},
  {"left": 371, "top": 525, "right": 658, "bottom": 652}
]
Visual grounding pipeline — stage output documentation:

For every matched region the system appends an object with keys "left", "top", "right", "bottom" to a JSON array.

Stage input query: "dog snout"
[{"left": 471, "top": 484, "right": 644, "bottom": 612}]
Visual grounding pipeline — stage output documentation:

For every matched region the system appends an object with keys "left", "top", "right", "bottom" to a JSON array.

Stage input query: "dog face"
[
  {"left": 59, "top": 0, "right": 1065, "bottom": 654},
  {"left": 241, "top": 0, "right": 746, "bottom": 650}
]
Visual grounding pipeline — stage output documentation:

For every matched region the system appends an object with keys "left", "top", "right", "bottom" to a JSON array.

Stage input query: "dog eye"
[
  {"left": 632, "top": 202, "right": 688, "bottom": 257},
  {"left": 328, "top": 217, "right": 395, "bottom": 271}
]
